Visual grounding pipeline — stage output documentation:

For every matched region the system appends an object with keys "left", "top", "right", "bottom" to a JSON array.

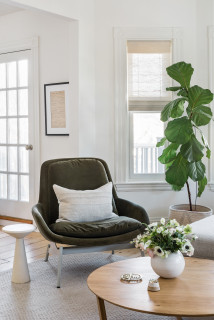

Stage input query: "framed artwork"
[{"left": 44, "top": 82, "right": 69, "bottom": 135}]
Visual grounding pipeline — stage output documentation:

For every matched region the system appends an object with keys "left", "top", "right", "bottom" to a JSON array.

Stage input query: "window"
[
  {"left": 114, "top": 27, "right": 182, "bottom": 189},
  {"left": 127, "top": 40, "right": 172, "bottom": 180}
]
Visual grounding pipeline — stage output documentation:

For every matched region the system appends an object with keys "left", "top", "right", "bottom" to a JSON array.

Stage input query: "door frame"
[{"left": 0, "top": 36, "right": 40, "bottom": 214}]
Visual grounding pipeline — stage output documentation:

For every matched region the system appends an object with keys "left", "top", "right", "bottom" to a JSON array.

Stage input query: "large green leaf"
[
  {"left": 158, "top": 143, "right": 179, "bottom": 164},
  {"left": 161, "top": 98, "right": 185, "bottom": 122},
  {"left": 180, "top": 135, "right": 204, "bottom": 162},
  {"left": 172, "top": 184, "right": 184, "bottom": 191},
  {"left": 188, "top": 85, "right": 213, "bottom": 109},
  {"left": 191, "top": 105, "right": 213, "bottom": 126},
  {"left": 156, "top": 137, "right": 166, "bottom": 147},
  {"left": 165, "top": 153, "right": 188, "bottom": 186},
  {"left": 165, "top": 117, "right": 193, "bottom": 144},
  {"left": 197, "top": 176, "right": 207, "bottom": 197},
  {"left": 177, "top": 88, "right": 188, "bottom": 97},
  {"left": 198, "top": 128, "right": 211, "bottom": 159},
  {"left": 166, "top": 61, "right": 194, "bottom": 89},
  {"left": 188, "top": 161, "right": 205, "bottom": 181}
]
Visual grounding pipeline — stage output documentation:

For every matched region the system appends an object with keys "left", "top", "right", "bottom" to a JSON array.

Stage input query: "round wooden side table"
[
  {"left": 2, "top": 223, "right": 36, "bottom": 283},
  {"left": 87, "top": 257, "right": 214, "bottom": 320}
]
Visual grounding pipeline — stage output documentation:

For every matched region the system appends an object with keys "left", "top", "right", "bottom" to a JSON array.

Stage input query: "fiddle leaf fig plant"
[{"left": 157, "top": 61, "right": 214, "bottom": 211}]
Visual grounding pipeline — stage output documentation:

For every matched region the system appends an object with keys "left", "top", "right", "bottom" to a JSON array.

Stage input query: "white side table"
[{"left": 2, "top": 224, "right": 36, "bottom": 283}]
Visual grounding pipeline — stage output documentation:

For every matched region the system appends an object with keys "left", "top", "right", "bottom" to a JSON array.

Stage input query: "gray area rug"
[{"left": 0, "top": 252, "right": 213, "bottom": 320}]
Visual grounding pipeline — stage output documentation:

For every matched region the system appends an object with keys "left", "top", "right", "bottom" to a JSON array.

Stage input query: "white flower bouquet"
[{"left": 133, "top": 218, "right": 198, "bottom": 258}]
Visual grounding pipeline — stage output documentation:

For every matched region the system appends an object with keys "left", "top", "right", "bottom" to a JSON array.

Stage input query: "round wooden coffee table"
[{"left": 87, "top": 257, "right": 214, "bottom": 320}]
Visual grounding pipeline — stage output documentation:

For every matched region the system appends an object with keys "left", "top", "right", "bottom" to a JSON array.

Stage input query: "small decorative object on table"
[
  {"left": 148, "top": 279, "right": 160, "bottom": 292},
  {"left": 133, "top": 218, "right": 197, "bottom": 278},
  {"left": 120, "top": 273, "right": 142, "bottom": 284}
]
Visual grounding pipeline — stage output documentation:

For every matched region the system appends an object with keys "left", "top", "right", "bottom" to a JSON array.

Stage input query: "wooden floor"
[{"left": 0, "top": 225, "right": 141, "bottom": 273}]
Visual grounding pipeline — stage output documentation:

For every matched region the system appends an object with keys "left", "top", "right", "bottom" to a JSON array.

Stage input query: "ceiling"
[{"left": 0, "top": 2, "right": 22, "bottom": 17}]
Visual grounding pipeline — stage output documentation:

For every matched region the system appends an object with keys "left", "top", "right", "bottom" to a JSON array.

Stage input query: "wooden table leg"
[
  {"left": 96, "top": 296, "right": 107, "bottom": 320},
  {"left": 176, "top": 317, "right": 182, "bottom": 320}
]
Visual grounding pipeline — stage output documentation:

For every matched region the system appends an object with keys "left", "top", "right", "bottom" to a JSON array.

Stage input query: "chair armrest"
[
  {"left": 115, "top": 198, "right": 150, "bottom": 225},
  {"left": 32, "top": 203, "right": 59, "bottom": 243}
]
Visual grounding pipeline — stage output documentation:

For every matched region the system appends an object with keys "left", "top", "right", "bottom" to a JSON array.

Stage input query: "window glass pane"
[
  {"left": 19, "top": 118, "right": 28, "bottom": 144},
  {"left": 9, "top": 174, "right": 18, "bottom": 200},
  {"left": 0, "top": 91, "right": 6, "bottom": 116},
  {"left": 20, "top": 175, "right": 29, "bottom": 201},
  {"left": 18, "top": 89, "right": 28, "bottom": 115},
  {"left": 8, "top": 118, "right": 17, "bottom": 144},
  {"left": 18, "top": 60, "right": 28, "bottom": 87},
  {"left": 0, "top": 173, "right": 7, "bottom": 199},
  {"left": 0, "top": 146, "right": 7, "bottom": 171},
  {"left": 8, "top": 146, "right": 17, "bottom": 172},
  {"left": 0, "top": 63, "right": 6, "bottom": 89},
  {"left": 0, "top": 119, "right": 6, "bottom": 143},
  {"left": 133, "top": 112, "right": 164, "bottom": 174},
  {"left": 7, "top": 61, "right": 17, "bottom": 88},
  {"left": 8, "top": 90, "right": 17, "bottom": 116},
  {"left": 19, "top": 147, "right": 29, "bottom": 173}
]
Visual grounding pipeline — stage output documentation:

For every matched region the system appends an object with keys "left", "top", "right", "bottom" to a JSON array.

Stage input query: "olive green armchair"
[{"left": 32, "top": 158, "right": 149, "bottom": 287}]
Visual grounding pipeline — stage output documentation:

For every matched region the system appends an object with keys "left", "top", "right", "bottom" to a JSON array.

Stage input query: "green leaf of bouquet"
[
  {"left": 188, "top": 85, "right": 213, "bottom": 109},
  {"left": 166, "top": 86, "right": 182, "bottom": 92},
  {"left": 172, "top": 184, "right": 184, "bottom": 191},
  {"left": 166, "top": 61, "right": 194, "bottom": 89},
  {"left": 197, "top": 176, "right": 207, "bottom": 197},
  {"left": 191, "top": 105, "right": 213, "bottom": 126},
  {"left": 161, "top": 98, "right": 185, "bottom": 122},
  {"left": 177, "top": 88, "right": 188, "bottom": 97},
  {"left": 158, "top": 143, "right": 179, "bottom": 164},
  {"left": 188, "top": 161, "right": 205, "bottom": 182},
  {"left": 180, "top": 135, "right": 204, "bottom": 162},
  {"left": 156, "top": 137, "right": 166, "bottom": 147},
  {"left": 165, "top": 117, "right": 193, "bottom": 144},
  {"left": 206, "top": 148, "right": 211, "bottom": 159},
  {"left": 171, "top": 99, "right": 185, "bottom": 118},
  {"left": 165, "top": 153, "right": 188, "bottom": 186}
]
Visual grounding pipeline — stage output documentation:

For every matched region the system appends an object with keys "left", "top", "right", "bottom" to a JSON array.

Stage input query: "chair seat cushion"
[{"left": 49, "top": 216, "right": 142, "bottom": 238}]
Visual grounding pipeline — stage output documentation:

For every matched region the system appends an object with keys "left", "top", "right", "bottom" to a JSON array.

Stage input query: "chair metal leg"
[
  {"left": 112, "top": 250, "right": 114, "bottom": 255},
  {"left": 57, "top": 247, "right": 63, "bottom": 288},
  {"left": 44, "top": 244, "right": 51, "bottom": 262}
]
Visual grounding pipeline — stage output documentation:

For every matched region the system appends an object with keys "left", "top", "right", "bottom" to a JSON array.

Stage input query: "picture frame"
[{"left": 44, "top": 82, "right": 70, "bottom": 135}]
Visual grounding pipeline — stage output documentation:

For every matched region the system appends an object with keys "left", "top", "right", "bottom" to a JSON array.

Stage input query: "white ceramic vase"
[{"left": 151, "top": 250, "right": 185, "bottom": 278}]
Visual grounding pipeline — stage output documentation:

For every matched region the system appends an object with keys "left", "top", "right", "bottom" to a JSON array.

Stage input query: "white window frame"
[
  {"left": 0, "top": 37, "right": 40, "bottom": 204},
  {"left": 114, "top": 27, "right": 182, "bottom": 191},
  {"left": 208, "top": 26, "right": 214, "bottom": 191}
]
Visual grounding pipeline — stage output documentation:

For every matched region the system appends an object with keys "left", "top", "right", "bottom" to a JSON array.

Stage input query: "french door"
[{"left": 0, "top": 50, "right": 36, "bottom": 220}]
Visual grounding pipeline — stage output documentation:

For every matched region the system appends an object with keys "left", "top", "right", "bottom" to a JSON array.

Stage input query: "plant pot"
[
  {"left": 169, "top": 204, "right": 213, "bottom": 225},
  {"left": 151, "top": 251, "right": 185, "bottom": 278}
]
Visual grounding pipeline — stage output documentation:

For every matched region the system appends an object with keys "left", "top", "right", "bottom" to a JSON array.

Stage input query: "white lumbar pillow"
[{"left": 53, "top": 182, "right": 117, "bottom": 223}]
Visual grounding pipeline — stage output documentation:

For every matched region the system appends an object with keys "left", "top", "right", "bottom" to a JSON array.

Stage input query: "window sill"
[{"left": 115, "top": 182, "right": 172, "bottom": 192}]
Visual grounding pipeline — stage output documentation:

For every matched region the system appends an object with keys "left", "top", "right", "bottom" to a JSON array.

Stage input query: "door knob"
[{"left": 25, "top": 144, "right": 33, "bottom": 150}]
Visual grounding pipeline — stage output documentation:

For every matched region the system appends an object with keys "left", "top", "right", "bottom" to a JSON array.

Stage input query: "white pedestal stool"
[{"left": 2, "top": 224, "right": 36, "bottom": 283}]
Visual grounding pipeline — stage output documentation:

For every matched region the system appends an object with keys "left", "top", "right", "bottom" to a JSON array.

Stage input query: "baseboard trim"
[{"left": 0, "top": 215, "right": 33, "bottom": 224}]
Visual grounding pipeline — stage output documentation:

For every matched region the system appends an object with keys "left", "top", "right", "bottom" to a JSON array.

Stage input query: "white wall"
[{"left": 2, "top": 0, "right": 214, "bottom": 220}]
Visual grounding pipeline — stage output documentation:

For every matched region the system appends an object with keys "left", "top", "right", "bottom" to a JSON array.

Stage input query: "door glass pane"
[
  {"left": 19, "top": 118, "right": 28, "bottom": 144},
  {"left": 18, "top": 89, "right": 28, "bottom": 115},
  {"left": 20, "top": 175, "right": 29, "bottom": 201},
  {"left": 0, "top": 119, "right": 6, "bottom": 143},
  {"left": 133, "top": 112, "right": 164, "bottom": 174},
  {"left": 8, "top": 90, "right": 17, "bottom": 116},
  {"left": 18, "top": 60, "right": 28, "bottom": 87},
  {"left": 19, "top": 147, "right": 29, "bottom": 173},
  {"left": 0, "top": 91, "right": 6, "bottom": 116},
  {"left": 7, "top": 61, "right": 17, "bottom": 88},
  {"left": 0, "top": 63, "right": 6, "bottom": 89},
  {"left": 0, "top": 146, "right": 7, "bottom": 171},
  {"left": 0, "top": 173, "right": 7, "bottom": 199},
  {"left": 8, "top": 146, "right": 17, "bottom": 172},
  {"left": 9, "top": 174, "right": 18, "bottom": 200},
  {"left": 8, "top": 118, "right": 17, "bottom": 144}
]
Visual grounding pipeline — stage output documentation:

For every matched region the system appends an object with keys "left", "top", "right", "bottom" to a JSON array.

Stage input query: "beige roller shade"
[{"left": 127, "top": 40, "right": 171, "bottom": 54}]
